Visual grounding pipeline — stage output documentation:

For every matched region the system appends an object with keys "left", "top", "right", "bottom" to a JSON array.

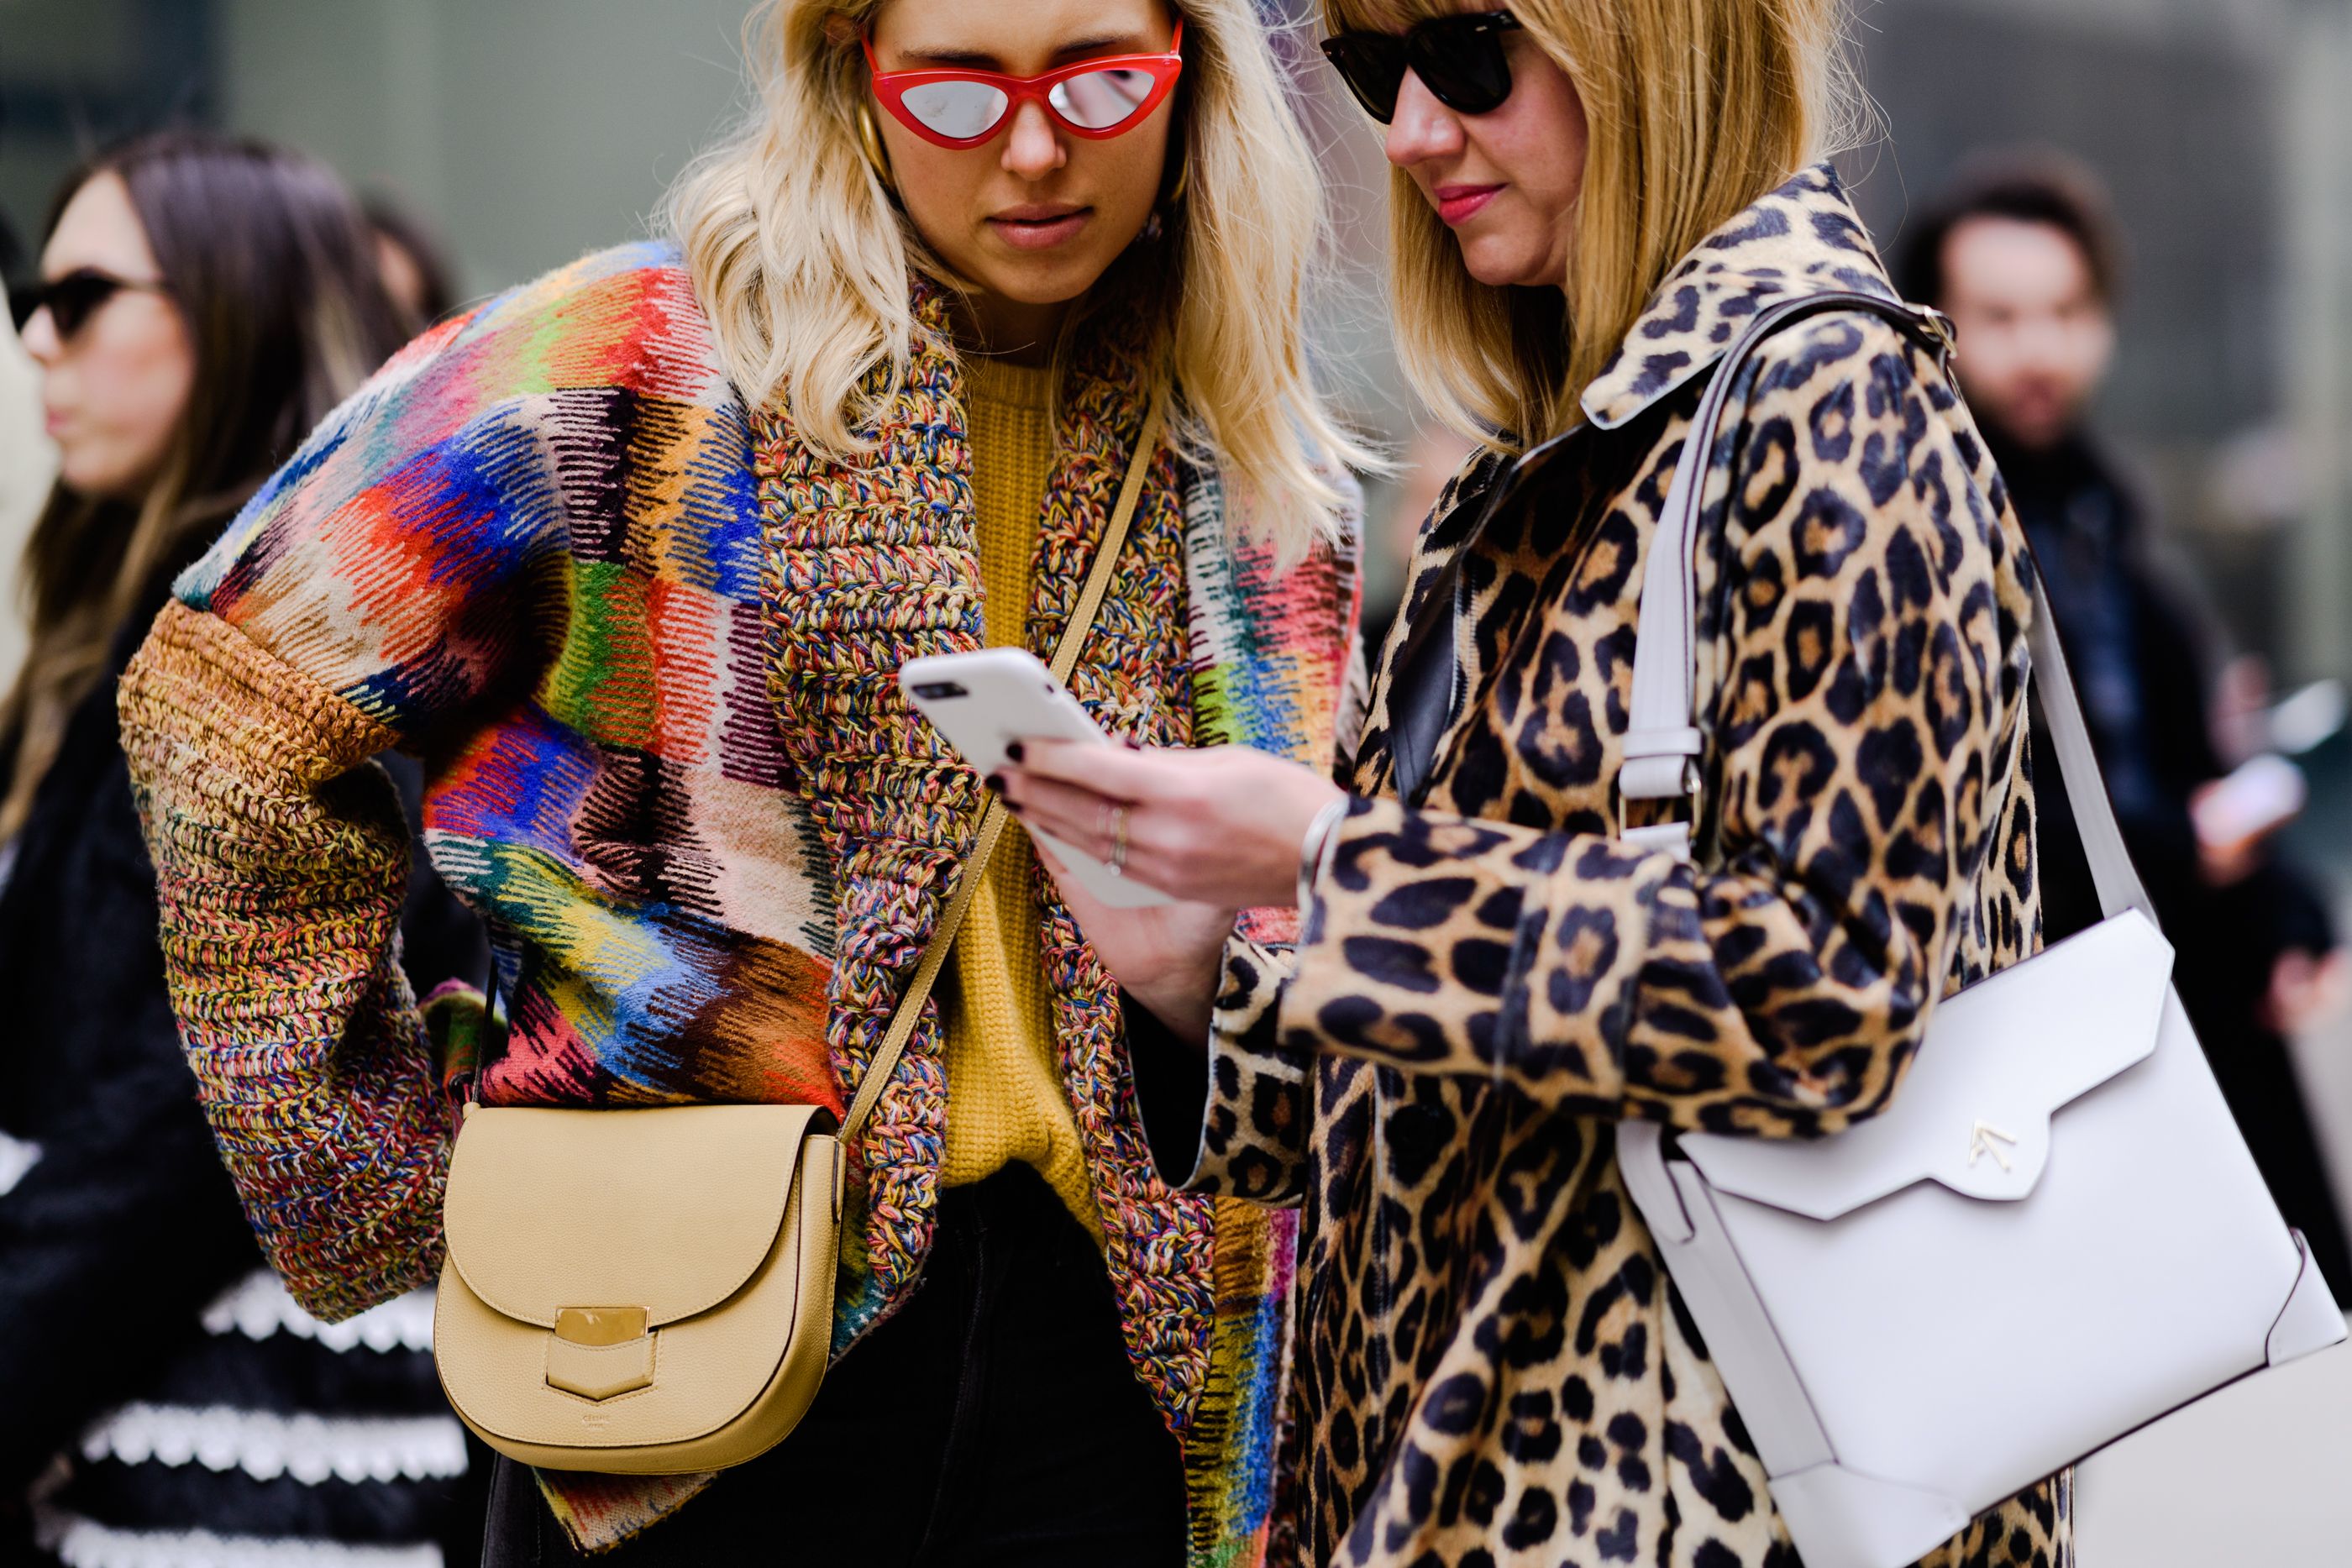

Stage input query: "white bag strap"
[
  {"left": 1620, "top": 292, "right": 2158, "bottom": 926},
  {"left": 2017, "top": 571, "right": 2158, "bottom": 923}
]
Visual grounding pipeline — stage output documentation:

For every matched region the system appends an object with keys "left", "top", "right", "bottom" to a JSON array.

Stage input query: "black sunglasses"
[
  {"left": 7, "top": 268, "right": 170, "bottom": 339},
  {"left": 1320, "top": 12, "right": 1524, "bottom": 124}
]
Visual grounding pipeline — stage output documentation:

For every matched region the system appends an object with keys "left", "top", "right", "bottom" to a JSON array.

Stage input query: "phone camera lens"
[{"left": 912, "top": 682, "right": 969, "bottom": 700}]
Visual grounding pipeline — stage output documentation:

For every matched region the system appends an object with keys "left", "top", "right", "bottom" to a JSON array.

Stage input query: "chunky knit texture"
[
  {"left": 937, "top": 356, "right": 1101, "bottom": 1240},
  {"left": 120, "top": 242, "right": 1359, "bottom": 1564}
]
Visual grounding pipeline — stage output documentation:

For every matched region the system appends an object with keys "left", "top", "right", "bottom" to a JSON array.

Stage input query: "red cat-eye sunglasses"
[{"left": 864, "top": 22, "right": 1185, "bottom": 149}]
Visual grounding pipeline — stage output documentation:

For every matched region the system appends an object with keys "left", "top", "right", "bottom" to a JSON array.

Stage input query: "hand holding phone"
[
  {"left": 2191, "top": 753, "right": 2306, "bottom": 885},
  {"left": 899, "top": 648, "right": 1173, "bottom": 909}
]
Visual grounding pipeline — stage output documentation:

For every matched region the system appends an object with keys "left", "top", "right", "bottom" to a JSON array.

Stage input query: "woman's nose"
[
  {"left": 1001, "top": 100, "right": 1067, "bottom": 181},
  {"left": 1384, "top": 71, "right": 1465, "bottom": 168}
]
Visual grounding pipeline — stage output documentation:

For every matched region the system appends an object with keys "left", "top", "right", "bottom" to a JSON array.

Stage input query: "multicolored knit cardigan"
[{"left": 118, "top": 240, "right": 1360, "bottom": 1561}]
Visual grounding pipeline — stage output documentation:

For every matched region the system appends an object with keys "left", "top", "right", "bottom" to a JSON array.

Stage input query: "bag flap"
[
  {"left": 443, "top": 1104, "right": 827, "bottom": 1328},
  {"left": 1677, "top": 910, "right": 2173, "bottom": 1219}
]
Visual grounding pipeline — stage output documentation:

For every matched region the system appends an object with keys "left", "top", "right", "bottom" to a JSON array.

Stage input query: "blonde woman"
[
  {"left": 1005, "top": 2, "right": 2064, "bottom": 1565},
  {"left": 118, "top": 0, "right": 1364, "bottom": 1562}
]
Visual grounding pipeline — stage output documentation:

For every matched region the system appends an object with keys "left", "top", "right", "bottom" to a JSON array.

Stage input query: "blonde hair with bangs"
[
  {"left": 668, "top": 0, "right": 1370, "bottom": 559},
  {"left": 1331, "top": 0, "right": 1858, "bottom": 448}
]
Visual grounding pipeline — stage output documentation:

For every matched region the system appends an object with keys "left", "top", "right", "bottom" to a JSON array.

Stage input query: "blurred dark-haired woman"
[{"left": 1, "top": 130, "right": 483, "bottom": 1566}]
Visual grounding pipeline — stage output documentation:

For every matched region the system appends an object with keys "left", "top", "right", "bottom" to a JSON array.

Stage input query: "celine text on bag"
[
  {"left": 431, "top": 389, "right": 1170, "bottom": 1475},
  {"left": 1606, "top": 294, "right": 2345, "bottom": 1568}
]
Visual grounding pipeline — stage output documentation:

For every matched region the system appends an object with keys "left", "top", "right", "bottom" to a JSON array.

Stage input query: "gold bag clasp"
[
  {"left": 547, "top": 1306, "right": 654, "bottom": 1401},
  {"left": 554, "top": 1306, "right": 648, "bottom": 1346}
]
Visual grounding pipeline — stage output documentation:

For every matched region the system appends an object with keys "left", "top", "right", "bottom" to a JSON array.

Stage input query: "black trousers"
[{"left": 479, "top": 1164, "right": 1187, "bottom": 1566}]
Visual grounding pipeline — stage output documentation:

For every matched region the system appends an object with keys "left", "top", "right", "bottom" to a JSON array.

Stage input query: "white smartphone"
[{"left": 899, "top": 648, "right": 1173, "bottom": 910}]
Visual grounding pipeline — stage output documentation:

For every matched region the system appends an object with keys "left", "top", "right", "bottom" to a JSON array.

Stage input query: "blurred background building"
[
  {"left": 4, "top": 0, "right": 2349, "bottom": 1555},
  {"left": 7, "top": 0, "right": 2349, "bottom": 680}
]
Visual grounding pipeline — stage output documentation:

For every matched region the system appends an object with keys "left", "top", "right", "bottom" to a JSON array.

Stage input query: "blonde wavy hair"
[
  {"left": 668, "top": 0, "right": 1370, "bottom": 559},
  {"left": 1327, "top": 0, "right": 1862, "bottom": 448}
]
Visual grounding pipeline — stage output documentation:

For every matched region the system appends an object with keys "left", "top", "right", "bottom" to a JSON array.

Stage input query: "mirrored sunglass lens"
[
  {"left": 900, "top": 80, "right": 1011, "bottom": 139},
  {"left": 1048, "top": 67, "right": 1156, "bottom": 130}
]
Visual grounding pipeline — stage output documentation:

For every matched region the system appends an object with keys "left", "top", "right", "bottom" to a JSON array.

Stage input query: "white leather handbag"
[{"left": 1610, "top": 292, "right": 2347, "bottom": 1568}]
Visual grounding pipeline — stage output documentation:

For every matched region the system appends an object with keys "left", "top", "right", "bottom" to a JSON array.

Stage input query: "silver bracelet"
[{"left": 1295, "top": 796, "right": 1353, "bottom": 915}]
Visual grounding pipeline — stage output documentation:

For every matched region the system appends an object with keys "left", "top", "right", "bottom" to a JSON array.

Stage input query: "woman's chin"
[
  {"left": 59, "top": 453, "right": 151, "bottom": 505},
  {"left": 1456, "top": 233, "right": 1566, "bottom": 291},
  {"left": 958, "top": 250, "right": 1102, "bottom": 310}
]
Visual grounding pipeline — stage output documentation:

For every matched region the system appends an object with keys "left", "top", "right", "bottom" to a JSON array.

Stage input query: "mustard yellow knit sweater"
[{"left": 939, "top": 357, "right": 1100, "bottom": 1238}]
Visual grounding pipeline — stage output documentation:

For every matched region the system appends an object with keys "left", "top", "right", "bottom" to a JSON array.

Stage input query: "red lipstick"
[{"left": 1434, "top": 184, "right": 1503, "bottom": 225}]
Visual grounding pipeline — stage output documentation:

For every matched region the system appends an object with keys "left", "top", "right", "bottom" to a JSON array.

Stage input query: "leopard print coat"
[{"left": 1182, "top": 166, "right": 2066, "bottom": 1566}]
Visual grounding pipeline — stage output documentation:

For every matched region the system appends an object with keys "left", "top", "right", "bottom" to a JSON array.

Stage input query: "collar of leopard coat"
[
  {"left": 1580, "top": 162, "right": 1904, "bottom": 430},
  {"left": 1363, "top": 165, "right": 1912, "bottom": 799}
]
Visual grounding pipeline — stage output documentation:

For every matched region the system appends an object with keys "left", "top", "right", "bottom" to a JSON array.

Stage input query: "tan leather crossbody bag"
[{"left": 433, "top": 391, "right": 1167, "bottom": 1475}]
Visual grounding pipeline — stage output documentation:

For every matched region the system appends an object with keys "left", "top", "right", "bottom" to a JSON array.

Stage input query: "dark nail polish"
[
  {"left": 1005, "top": 742, "right": 1026, "bottom": 763},
  {"left": 1005, "top": 801, "right": 1025, "bottom": 815},
  {"left": 984, "top": 774, "right": 1005, "bottom": 794}
]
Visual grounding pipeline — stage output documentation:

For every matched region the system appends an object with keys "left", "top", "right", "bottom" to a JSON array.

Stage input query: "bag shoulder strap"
[
  {"left": 1619, "top": 291, "right": 2157, "bottom": 925},
  {"left": 837, "top": 385, "right": 1170, "bottom": 1146}
]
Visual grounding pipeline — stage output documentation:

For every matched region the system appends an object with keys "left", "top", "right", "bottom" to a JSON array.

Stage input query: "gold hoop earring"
[
  {"left": 856, "top": 100, "right": 897, "bottom": 195},
  {"left": 1165, "top": 148, "right": 1189, "bottom": 206}
]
